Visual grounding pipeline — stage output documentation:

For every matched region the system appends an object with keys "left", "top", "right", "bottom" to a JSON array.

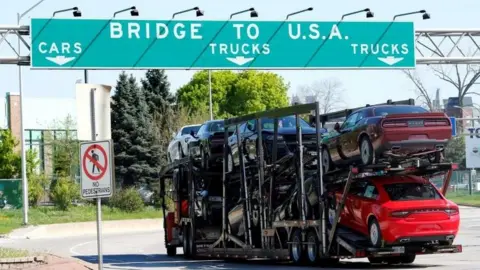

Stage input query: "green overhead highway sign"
[{"left": 30, "top": 18, "right": 415, "bottom": 69}]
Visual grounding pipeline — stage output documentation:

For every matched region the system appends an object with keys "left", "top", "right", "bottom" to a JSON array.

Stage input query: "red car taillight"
[
  {"left": 424, "top": 119, "right": 450, "bottom": 126},
  {"left": 390, "top": 210, "right": 411, "bottom": 218},
  {"left": 445, "top": 208, "right": 459, "bottom": 216},
  {"left": 382, "top": 120, "right": 408, "bottom": 128}
]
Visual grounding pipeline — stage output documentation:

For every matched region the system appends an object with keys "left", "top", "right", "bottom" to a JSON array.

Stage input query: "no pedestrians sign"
[{"left": 80, "top": 140, "right": 114, "bottom": 199}]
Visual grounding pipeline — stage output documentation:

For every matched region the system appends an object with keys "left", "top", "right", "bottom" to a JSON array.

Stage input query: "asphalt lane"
[{"left": 2, "top": 206, "right": 480, "bottom": 270}]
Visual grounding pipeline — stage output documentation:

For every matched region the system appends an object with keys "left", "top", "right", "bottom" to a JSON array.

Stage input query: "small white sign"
[
  {"left": 466, "top": 129, "right": 480, "bottom": 168},
  {"left": 80, "top": 140, "right": 114, "bottom": 198}
]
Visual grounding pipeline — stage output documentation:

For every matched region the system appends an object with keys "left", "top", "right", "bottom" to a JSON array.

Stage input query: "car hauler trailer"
[{"left": 159, "top": 102, "right": 462, "bottom": 265}]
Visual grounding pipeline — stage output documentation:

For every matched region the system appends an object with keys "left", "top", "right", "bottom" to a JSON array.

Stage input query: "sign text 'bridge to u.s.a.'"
[{"left": 30, "top": 18, "right": 415, "bottom": 69}]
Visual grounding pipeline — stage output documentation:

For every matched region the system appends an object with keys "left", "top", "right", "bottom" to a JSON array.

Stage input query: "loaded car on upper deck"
[
  {"left": 225, "top": 115, "right": 328, "bottom": 169},
  {"left": 320, "top": 105, "right": 452, "bottom": 173}
]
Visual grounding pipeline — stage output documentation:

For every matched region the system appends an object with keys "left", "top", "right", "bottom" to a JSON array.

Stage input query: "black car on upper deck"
[
  {"left": 190, "top": 119, "right": 236, "bottom": 170},
  {"left": 225, "top": 115, "right": 328, "bottom": 169}
]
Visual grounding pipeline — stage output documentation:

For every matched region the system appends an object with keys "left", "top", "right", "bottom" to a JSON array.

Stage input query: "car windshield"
[
  {"left": 181, "top": 125, "right": 200, "bottom": 135},
  {"left": 261, "top": 116, "right": 312, "bottom": 129},
  {"left": 383, "top": 182, "right": 441, "bottom": 201},
  {"left": 373, "top": 106, "right": 428, "bottom": 116},
  {"left": 210, "top": 121, "right": 236, "bottom": 132}
]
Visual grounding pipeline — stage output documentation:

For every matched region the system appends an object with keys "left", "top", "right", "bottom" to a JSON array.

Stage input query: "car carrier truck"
[{"left": 158, "top": 101, "right": 462, "bottom": 266}]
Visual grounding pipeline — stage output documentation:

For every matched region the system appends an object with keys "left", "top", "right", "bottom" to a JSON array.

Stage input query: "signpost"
[
  {"left": 30, "top": 19, "right": 415, "bottom": 69},
  {"left": 79, "top": 85, "right": 114, "bottom": 270}
]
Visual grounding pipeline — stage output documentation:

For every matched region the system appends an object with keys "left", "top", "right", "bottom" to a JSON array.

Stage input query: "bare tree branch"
[
  {"left": 402, "top": 70, "right": 435, "bottom": 111},
  {"left": 429, "top": 63, "right": 480, "bottom": 106},
  {"left": 295, "top": 78, "right": 346, "bottom": 114}
]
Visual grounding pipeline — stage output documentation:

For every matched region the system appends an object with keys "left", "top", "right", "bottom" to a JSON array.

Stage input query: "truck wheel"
[
  {"left": 289, "top": 229, "right": 305, "bottom": 264},
  {"left": 166, "top": 246, "right": 177, "bottom": 256},
  {"left": 306, "top": 230, "right": 320, "bottom": 264},
  {"left": 182, "top": 225, "right": 191, "bottom": 258},
  {"left": 368, "top": 218, "right": 383, "bottom": 247},
  {"left": 399, "top": 254, "right": 416, "bottom": 264},
  {"left": 360, "top": 136, "right": 374, "bottom": 166},
  {"left": 188, "top": 224, "right": 197, "bottom": 257},
  {"left": 368, "top": 257, "right": 384, "bottom": 264}
]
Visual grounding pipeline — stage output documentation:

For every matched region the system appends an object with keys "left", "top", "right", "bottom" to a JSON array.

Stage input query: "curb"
[
  {"left": 458, "top": 203, "right": 480, "bottom": 208},
  {"left": 45, "top": 253, "right": 96, "bottom": 270},
  {"left": 0, "top": 256, "right": 45, "bottom": 264}
]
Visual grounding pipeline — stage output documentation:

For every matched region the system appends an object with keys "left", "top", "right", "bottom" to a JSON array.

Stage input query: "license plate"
[{"left": 408, "top": 120, "right": 424, "bottom": 127}]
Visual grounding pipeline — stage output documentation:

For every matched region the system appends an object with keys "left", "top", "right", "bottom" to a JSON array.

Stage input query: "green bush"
[
  {"left": 109, "top": 187, "right": 144, "bottom": 212},
  {"left": 28, "top": 174, "right": 50, "bottom": 207},
  {"left": 51, "top": 177, "right": 80, "bottom": 210}
]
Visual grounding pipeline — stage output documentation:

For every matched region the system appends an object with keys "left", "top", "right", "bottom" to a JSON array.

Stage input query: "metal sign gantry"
[{"left": 1, "top": 25, "right": 480, "bottom": 65}]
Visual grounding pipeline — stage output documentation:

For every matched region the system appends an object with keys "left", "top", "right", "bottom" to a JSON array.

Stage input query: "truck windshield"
[
  {"left": 383, "top": 182, "right": 441, "bottom": 201},
  {"left": 373, "top": 106, "right": 428, "bottom": 116}
]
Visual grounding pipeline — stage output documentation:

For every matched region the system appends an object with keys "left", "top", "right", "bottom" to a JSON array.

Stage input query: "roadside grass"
[
  {"left": 0, "top": 204, "right": 162, "bottom": 235},
  {"left": 0, "top": 248, "right": 30, "bottom": 258},
  {"left": 447, "top": 192, "right": 480, "bottom": 206}
]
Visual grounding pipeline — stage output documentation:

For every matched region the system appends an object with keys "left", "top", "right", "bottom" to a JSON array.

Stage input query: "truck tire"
[
  {"left": 188, "top": 224, "right": 197, "bottom": 257},
  {"left": 289, "top": 228, "right": 305, "bottom": 264},
  {"left": 306, "top": 230, "right": 320, "bottom": 264},
  {"left": 368, "top": 257, "right": 384, "bottom": 264},
  {"left": 399, "top": 254, "right": 416, "bottom": 264},
  {"left": 167, "top": 246, "right": 177, "bottom": 256},
  {"left": 182, "top": 225, "right": 191, "bottom": 258}
]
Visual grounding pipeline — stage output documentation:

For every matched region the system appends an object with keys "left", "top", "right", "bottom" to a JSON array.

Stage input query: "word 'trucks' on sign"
[{"left": 30, "top": 19, "right": 415, "bottom": 69}]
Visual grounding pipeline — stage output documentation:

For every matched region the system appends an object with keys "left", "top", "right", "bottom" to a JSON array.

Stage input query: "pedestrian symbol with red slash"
[{"left": 80, "top": 140, "right": 113, "bottom": 198}]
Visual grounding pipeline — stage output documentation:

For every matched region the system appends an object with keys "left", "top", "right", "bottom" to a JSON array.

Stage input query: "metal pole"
[
  {"left": 84, "top": 70, "right": 88, "bottom": 83},
  {"left": 208, "top": 70, "right": 213, "bottom": 120},
  {"left": 90, "top": 88, "right": 103, "bottom": 270},
  {"left": 17, "top": 12, "right": 28, "bottom": 225}
]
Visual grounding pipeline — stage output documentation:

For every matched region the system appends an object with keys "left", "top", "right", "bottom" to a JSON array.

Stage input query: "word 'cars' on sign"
[
  {"left": 30, "top": 19, "right": 415, "bottom": 69},
  {"left": 80, "top": 140, "right": 114, "bottom": 199}
]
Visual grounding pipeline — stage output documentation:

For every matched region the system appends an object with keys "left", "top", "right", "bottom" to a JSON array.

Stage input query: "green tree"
[
  {"left": 26, "top": 149, "right": 49, "bottom": 206},
  {"left": 45, "top": 115, "right": 79, "bottom": 178},
  {"left": 176, "top": 70, "right": 238, "bottom": 118},
  {"left": 111, "top": 72, "right": 160, "bottom": 188},
  {"left": 0, "top": 129, "right": 21, "bottom": 178},
  {"left": 225, "top": 71, "right": 289, "bottom": 116},
  {"left": 445, "top": 137, "right": 466, "bottom": 168},
  {"left": 176, "top": 70, "right": 289, "bottom": 118},
  {"left": 141, "top": 69, "right": 174, "bottom": 114}
]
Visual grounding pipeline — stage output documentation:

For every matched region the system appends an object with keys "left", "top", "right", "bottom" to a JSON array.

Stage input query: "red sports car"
[
  {"left": 327, "top": 175, "right": 460, "bottom": 248},
  {"left": 321, "top": 105, "right": 452, "bottom": 173}
]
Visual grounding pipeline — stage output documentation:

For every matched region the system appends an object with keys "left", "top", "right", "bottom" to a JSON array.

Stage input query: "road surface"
[{"left": 1, "top": 206, "right": 480, "bottom": 270}]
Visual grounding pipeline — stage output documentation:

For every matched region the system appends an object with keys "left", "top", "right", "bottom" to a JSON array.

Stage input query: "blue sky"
[{"left": 1, "top": 0, "right": 479, "bottom": 124}]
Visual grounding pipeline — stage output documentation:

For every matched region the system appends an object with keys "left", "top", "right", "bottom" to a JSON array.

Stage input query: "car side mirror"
[
  {"left": 247, "top": 123, "right": 255, "bottom": 131},
  {"left": 334, "top": 123, "right": 340, "bottom": 132}
]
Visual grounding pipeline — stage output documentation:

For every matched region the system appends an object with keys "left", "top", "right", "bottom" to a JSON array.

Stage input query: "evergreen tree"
[
  {"left": 141, "top": 69, "right": 174, "bottom": 114},
  {"left": 111, "top": 72, "right": 160, "bottom": 188}
]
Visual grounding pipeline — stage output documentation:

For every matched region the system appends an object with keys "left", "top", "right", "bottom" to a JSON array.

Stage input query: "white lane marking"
[{"left": 69, "top": 241, "right": 95, "bottom": 256}]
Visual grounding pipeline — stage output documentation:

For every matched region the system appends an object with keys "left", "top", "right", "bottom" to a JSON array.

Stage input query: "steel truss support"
[
  {"left": 415, "top": 29, "right": 480, "bottom": 64},
  {"left": 1, "top": 25, "right": 480, "bottom": 65}
]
